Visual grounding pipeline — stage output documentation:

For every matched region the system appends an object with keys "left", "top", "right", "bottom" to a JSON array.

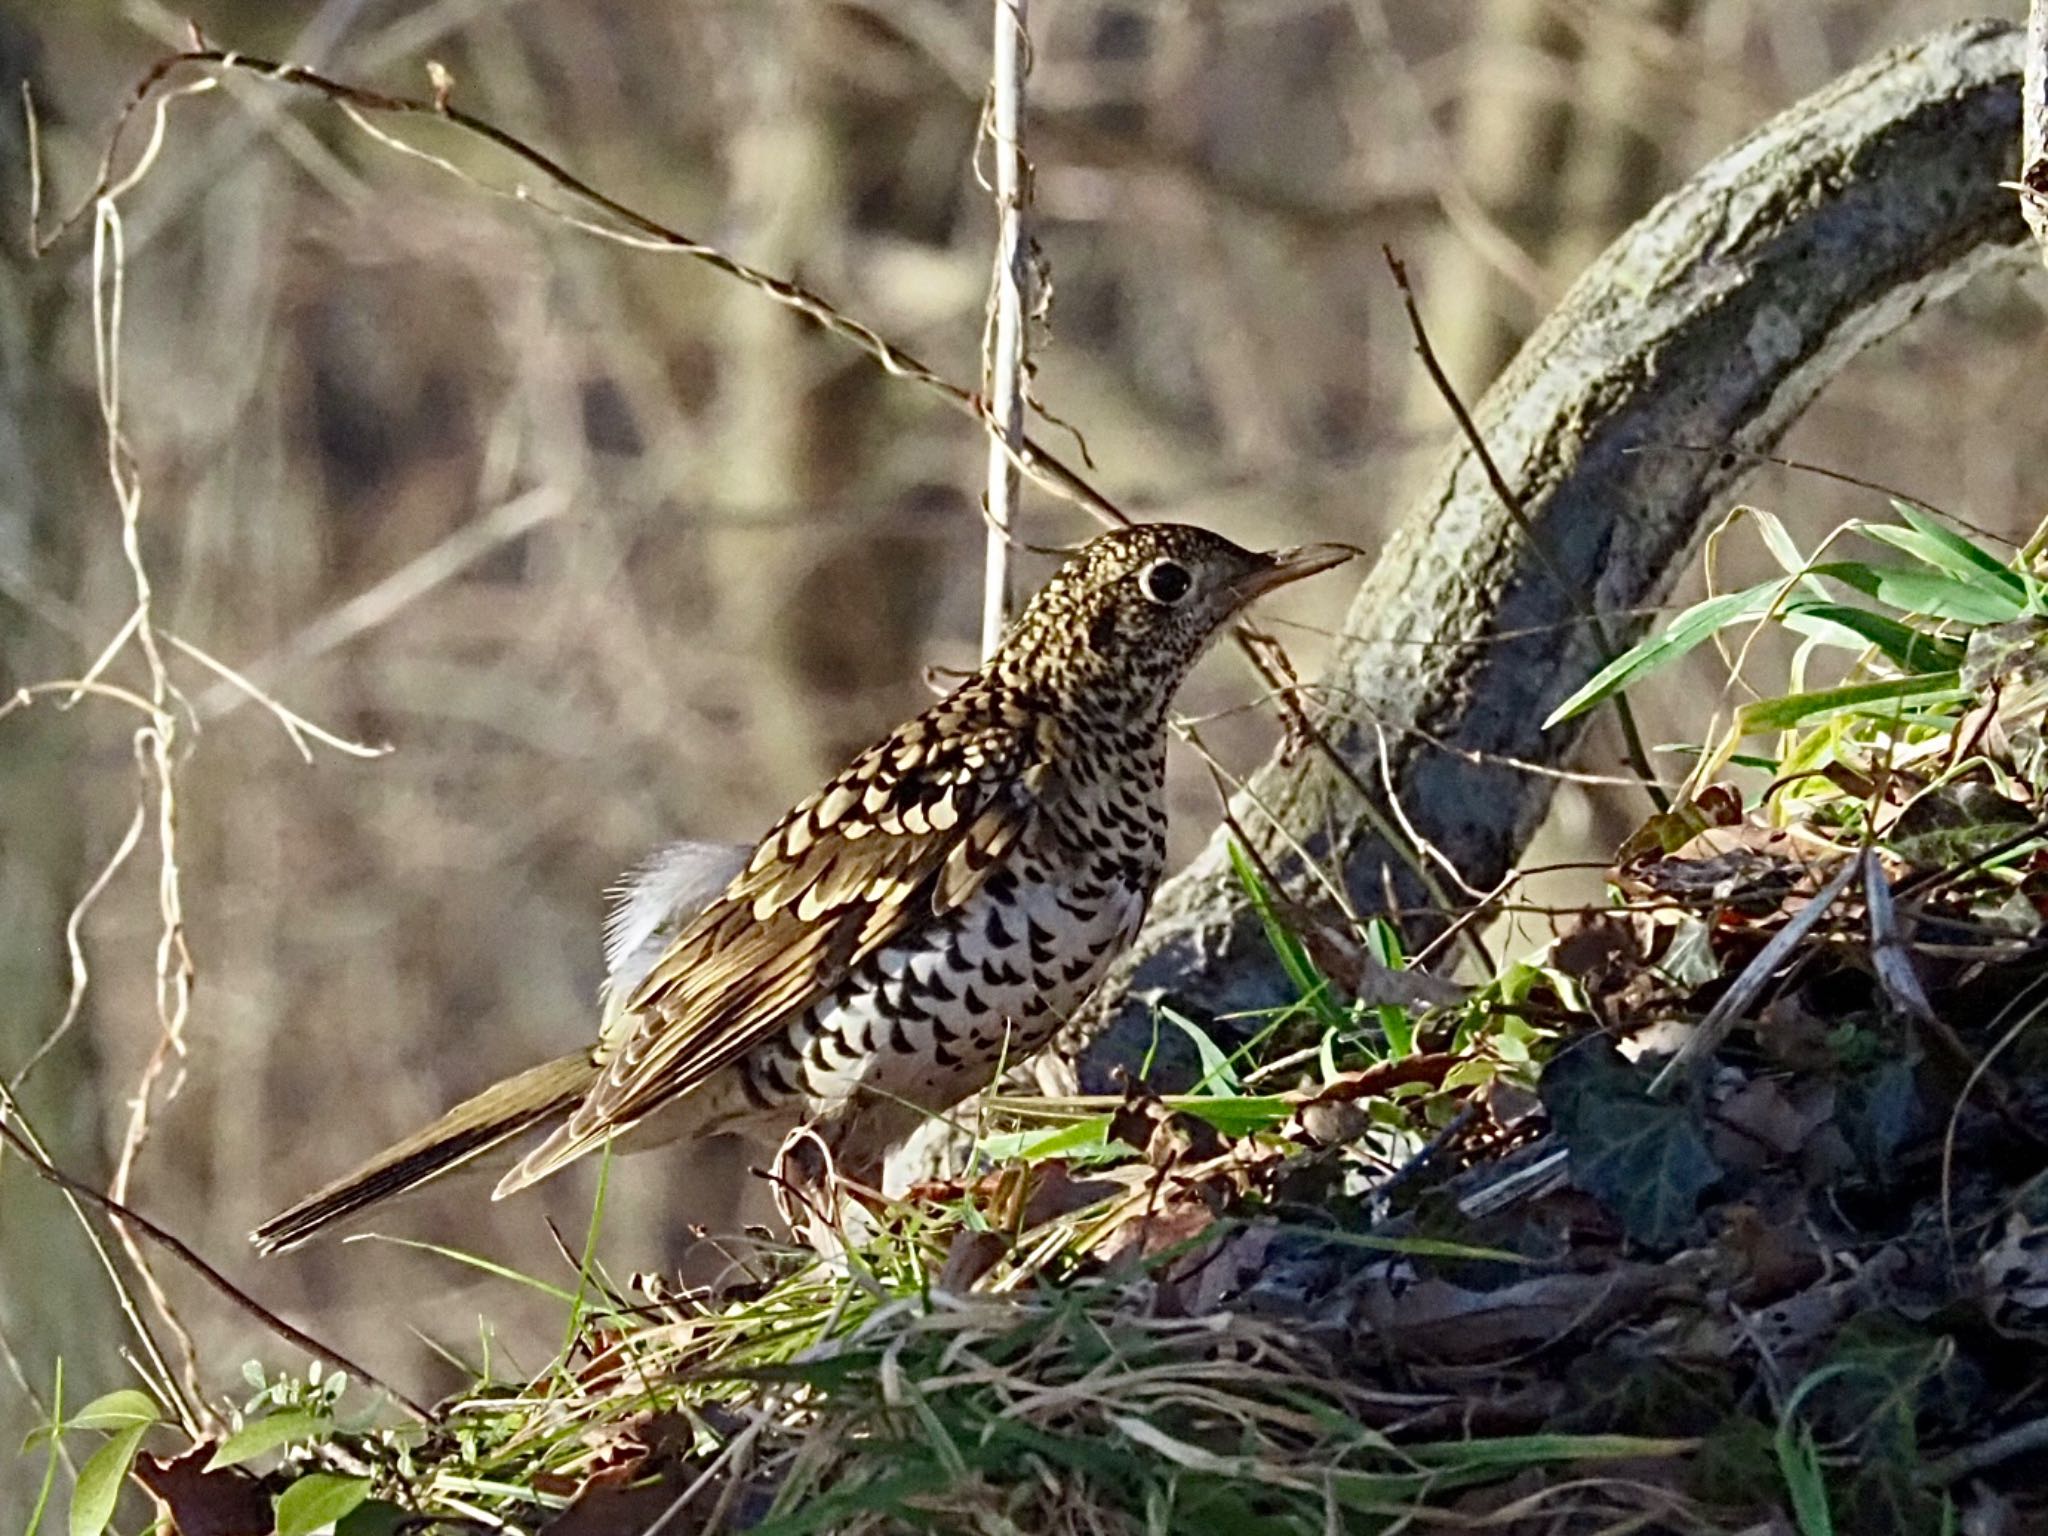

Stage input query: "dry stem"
[{"left": 979, "top": 0, "right": 1031, "bottom": 659}]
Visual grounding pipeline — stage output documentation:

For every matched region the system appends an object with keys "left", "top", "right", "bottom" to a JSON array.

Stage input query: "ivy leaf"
[
  {"left": 70, "top": 1423, "right": 149, "bottom": 1536},
  {"left": 1541, "top": 1040, "right": 1721, "bottom": 1248},
  {"left": 1835, "top": 1058, "right": 1922, "bottom": 1183},
  {"left": 275, "top": 1473, "right": 372, "bottom": 1536},
  {"left": 1887, "top": 783, "right": 2035, "bottom": 871}
]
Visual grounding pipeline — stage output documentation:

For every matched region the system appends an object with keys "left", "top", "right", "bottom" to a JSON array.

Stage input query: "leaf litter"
[{"left": 80, "top": 502, "right": 2048, "bottom": 1534}]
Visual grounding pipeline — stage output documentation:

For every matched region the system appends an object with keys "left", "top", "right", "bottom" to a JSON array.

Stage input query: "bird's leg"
[{"left": 769, "top": 1121, "right": 899, "bottom": 1257}]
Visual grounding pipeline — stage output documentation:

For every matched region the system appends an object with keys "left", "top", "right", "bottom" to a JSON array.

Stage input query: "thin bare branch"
[
  {"left": 0, "top": 1081, "right": 196, "bottom": 1435},
  {"left": 1383, "top": 245, "right": 1668, "bottom": 813},
  {"left": 2024, "top": 0, "right": 2048, "bottom": 259},
  {"left": 0, "top": 1110, "right": 433, "bottom": 1422},
  {"left": 979, "top": 0, "right": 1031, "bottom": 659},
  {"left": 50, "top": 48, "right": 1132, "bottom": 533}
]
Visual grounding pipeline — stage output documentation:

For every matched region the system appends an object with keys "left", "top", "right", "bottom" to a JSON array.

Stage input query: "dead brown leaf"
[{"left": 1352, "top": 1265, "right": 1669, "bottom": 1363}]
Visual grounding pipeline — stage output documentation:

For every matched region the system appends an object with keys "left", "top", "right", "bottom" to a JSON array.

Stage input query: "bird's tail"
[{"left": 251, "top": 1052, "right": 596, "bottom": 1255}]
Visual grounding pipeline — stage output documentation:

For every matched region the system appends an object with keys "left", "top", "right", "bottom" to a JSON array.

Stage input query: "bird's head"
[{"left": 991, "top": 523, "right": 1352, "bottom": 726}]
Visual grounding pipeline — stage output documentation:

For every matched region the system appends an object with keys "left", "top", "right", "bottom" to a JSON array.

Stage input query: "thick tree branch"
[{"left": 1083, "top": 20, "right": 2032, "bottom": 1083}]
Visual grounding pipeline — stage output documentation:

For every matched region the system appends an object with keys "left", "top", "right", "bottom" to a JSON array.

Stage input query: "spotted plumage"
[{"left": 252, "top": 523, "right": 1348, "bottom": 1254}]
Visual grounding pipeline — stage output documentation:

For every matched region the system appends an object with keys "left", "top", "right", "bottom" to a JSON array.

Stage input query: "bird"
[{"left": 252, "top": 523, "right": 1349, "bottom": 1254}]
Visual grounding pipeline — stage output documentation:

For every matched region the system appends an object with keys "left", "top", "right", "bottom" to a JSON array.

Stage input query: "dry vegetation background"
[{"left": 2, "top": 0, "right": 2046, "bottom": 1512}]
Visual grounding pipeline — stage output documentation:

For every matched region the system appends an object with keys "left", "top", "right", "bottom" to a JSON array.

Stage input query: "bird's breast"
[{"left": 741, "top": 820, "right": 1158, "bottom": 1139}]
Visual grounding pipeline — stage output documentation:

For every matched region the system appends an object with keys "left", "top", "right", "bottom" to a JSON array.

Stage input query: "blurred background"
[{"left": 3, "top": 0, "right": 2046, "bottom": 1504}]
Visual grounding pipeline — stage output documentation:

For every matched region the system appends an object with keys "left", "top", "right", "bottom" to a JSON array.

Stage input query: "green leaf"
[
  {"left": 1228, "top": 844, "right": 1347, "bottom": 1032},
  {"left": 1887, "top": 783, "right": 2036, "bottom": 870},
  {"left": 1364, "top": 918, "right": 1416, "bottom": 1058},
  {"left": 1541, "top": 1040, "right": 1720, "bottom": 1248},
  {"left": 978, "top": 1116, "right": 1120, "bottom": 1164},
  {"left": 1161, "top": 1008, "right": 1241, "bottom": 1096},
  {"left": 1812, "top": 562, "right": 2024, "bottom": 625},
  {"left": 1544, "top": 578, "right": 1788, "bottom": 728},
  {"left": 67, "top": 1390, "right": 159, "bottom": 1432},
  {"left": 335, "top": 1502, "right": 410, "bottom": 1536},
  {"left": 1776, "top": 1421, "right": 1834, "bottom": 1536},
  {"left": 1171, "top": 1094, "right": 1294, "bottom": 1137},
  {"left": 1883, "top": 502, "right": 2024, "bottom": 589},
  {"left": 274, "top": 1473, "right": 372, "bottom": 1536},
  {"left": 205, "top": 1407, "right": 332, "bottom": 1470},
  {"left": 69, "top": 1423, "right": 148, "bottom": 1536},
  {"left": 1779, "top": 602, "right": 1964, "bottom": 671},
  {"left": 1734, "top": 673, "right": 1963, "bottom": 734}
]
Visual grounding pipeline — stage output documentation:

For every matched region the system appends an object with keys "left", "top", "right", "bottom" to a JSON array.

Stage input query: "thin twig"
[
  {"left": 1383, "top": 246, "right": 1669, "bottom": 813},
  {"left": 2022, "top": 0, "right": 2048, "bottom": 263},
  {"left": 13, "top": 96, "right": 385, "bottom": 1428},
  {"left": 49, "top": 48, "right": 1133, "bottom": 534},
  {"left": 1920, "top": 1406, "right": 2048, "bottom": 1485},
  {"left": 1645, "top": 853, "right": 1863, "bottom": 1097},
  {"left": 1627, "top": 442, "right": 2001, "bottom": 546},
  {"left": 0, "top": 1081, "right": 195, "bottom": 1436},
  {"left": 55, "top": 46, "right": 1502, "bottom": 961},
  {"left": 86, "top": 190, "right": 216, "bottom": 1428},
  {"left": 9, "top": 799, "right": 146, "bottom": 1090},
  {"left": 979, "top": 0, "right": 1030, "bottom": 659},
  {"left": 0, "top": 1113, "right": 434, "bottom": 1422},
  {"left": 1229, "top": 620, "right": 1478, "bottom": 948},
  {"left": 190, "top": 483, "right": 569, "bottom": 723}
]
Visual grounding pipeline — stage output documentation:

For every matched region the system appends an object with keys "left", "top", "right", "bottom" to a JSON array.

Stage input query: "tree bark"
[{"left": 1078, "top": 20, "right": 2032, "bottom": 1086}]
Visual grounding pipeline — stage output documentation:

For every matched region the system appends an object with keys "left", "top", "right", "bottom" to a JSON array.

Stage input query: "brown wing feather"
[{"left": 496, "top": 705, "right": 1041, "bottom": 1196}]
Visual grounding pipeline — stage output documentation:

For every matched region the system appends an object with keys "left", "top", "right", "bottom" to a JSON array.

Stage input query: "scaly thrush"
[{"left": 253, "top": 523, "right": 1348, "bottom": 1253}]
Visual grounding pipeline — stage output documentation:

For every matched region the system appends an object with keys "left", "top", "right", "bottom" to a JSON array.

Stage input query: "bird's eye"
[{"left": 1139, "top": 559, "right": 1193, "bottom": 605}]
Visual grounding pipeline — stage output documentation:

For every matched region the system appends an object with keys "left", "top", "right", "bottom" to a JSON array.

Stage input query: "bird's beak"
[{"left": 1233, "top": 543, "right": 1356, "bottom": 603}]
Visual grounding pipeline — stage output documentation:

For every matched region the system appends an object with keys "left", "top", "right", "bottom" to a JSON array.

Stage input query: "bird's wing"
[{"left": 499, "top": 706, "right": 1043, "bottom": 1194}]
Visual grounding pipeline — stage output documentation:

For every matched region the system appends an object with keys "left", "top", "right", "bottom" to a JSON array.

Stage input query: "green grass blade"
[
  {"left": 1735, "top": 672, "right": 1963, "bottom": 734},
  {"left": 1254, "top": 1221, "right": 1536, "bottom": 1266},
  {"left": 978, "top": 1116, "right": 1120, "bottom": 1163},
  {"left": 1227, "top": 843, "right": 1348, "bottom": 1032},
  {"left": 1779, "top": 601, "right": 1964, "bottom": 671},
  {"left": 1810, "top": 561, "right": 2024, "bottom": 625},
  {"left": 1171, "top": 1094, "right": 1295, "bottom": 1136},
  {"left": 1161, "top": 1008, "right": 1242, "bottom": 1095},
  {"left": 563, "top": 1142, "right": 615, "bottom": 1355},
  {"left": 1364, "top": 917, "right": 1416, "bottom": 1058},
  {"left": 1884, "top": 501, "right": 2024, "bottom": 588},
  {"left": 1544, "top": 578, "right": 1788, "bottom": 727},
  {"left": 346, "top": 1234, "right": 580, "bottom": 1302},
  {"left": 24, "top": 1359, "right": 61, "bottom": 1536},
  {"left": 1402, "top": 1431, "right": 1699, "bottom": 1468}
]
